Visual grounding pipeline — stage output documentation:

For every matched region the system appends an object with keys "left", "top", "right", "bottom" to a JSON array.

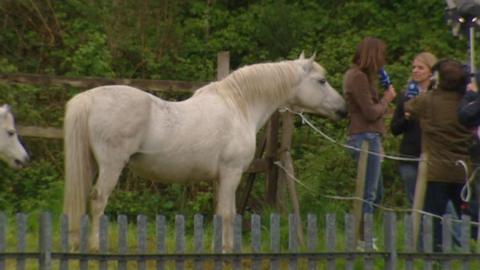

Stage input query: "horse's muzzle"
[
  {"left": 336, "top": 109, "right": 348, "bottom": 119},
  {"left": 13, "top": 155, "right": 29, "bottom": 169}
]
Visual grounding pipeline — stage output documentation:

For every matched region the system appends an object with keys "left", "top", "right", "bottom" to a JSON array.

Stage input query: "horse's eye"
[
  {"left": 318, "top": 79, "right": 327, "bottom": 84},
  {"left": 7, "top": 130, "right": 15, "bottom": 137}
]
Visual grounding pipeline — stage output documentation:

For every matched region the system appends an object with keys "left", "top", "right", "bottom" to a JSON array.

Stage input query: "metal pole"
[{"left": 470, "top": 26, "right": 476, "bottom": 74}]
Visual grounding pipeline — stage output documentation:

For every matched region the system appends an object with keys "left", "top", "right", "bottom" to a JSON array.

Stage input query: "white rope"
[
  {"left": 277, "top": 108, "right": 480, "bottom": 226},
  {"left": 283, "top": 107, "right": 421, "bottom": 162},
  {"left": 456, "top": 160, "right": 480, "bottom": 203},
  {"left": 274, "top": 161, "right": 480, "bottom": 226},
  {"left": 284, "top": 107, "right": 479, "bottom": 204}
]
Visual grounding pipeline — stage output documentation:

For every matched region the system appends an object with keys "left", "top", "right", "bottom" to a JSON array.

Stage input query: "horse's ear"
[
  {"left": 302, "top": 58, "right": 313, "bottom": 72},
  {"left": 0, "top": 105, "right": 7, "bottom": 117},
  {"left": 298, "top": 50, "right": 305, "bottom": 60},
  {"left": 309, "top": 51, "right": 317, "bottom": 61}
]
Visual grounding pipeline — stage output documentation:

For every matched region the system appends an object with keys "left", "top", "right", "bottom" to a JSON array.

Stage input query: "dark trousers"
[{"left": 424, "top": 182, "right": 478, "bottom": 251}]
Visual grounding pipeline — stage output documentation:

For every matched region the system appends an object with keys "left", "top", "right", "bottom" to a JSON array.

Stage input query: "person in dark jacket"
[
  {"left": 405, "top": 59, "right": 473, "bottom": 251},
  {"left": 458, "top": 70, "right": 480, "bottom": 243},
  {"left": 459, "top": 72, "right": 480, "bottom": 127},
  {"left": 390, "top": 52, "right": 437, "bottom": 205}
]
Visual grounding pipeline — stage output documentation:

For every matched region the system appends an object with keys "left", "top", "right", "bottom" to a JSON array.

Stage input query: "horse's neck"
[
  {"left": 248, "top": 100, "right": 285, "bottom": 131},
  {"left": 233, "top": 63, "right": 298, "bottom": 131}
]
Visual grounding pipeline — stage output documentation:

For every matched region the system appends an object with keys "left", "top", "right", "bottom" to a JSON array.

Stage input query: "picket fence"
[{"left": 0, "top": 211, "right": 479, "bottom": 270}]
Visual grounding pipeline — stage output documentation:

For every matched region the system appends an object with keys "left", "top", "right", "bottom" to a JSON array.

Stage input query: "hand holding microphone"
[{"left": 379, "top": 67, "right": 396, "bottom": 103}]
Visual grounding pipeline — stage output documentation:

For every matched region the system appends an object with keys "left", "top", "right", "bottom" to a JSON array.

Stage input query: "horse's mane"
[{"left": 195, "top": 60, "right": 323, "bottom": 115}]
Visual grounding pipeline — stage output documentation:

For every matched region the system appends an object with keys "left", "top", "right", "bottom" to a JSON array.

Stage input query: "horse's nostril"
[
  {"left": 14, "top": 159, "right": 24, "bottom": 167},
  {"left": 337, "top": 109, "right": 348, "bottom": 119}
]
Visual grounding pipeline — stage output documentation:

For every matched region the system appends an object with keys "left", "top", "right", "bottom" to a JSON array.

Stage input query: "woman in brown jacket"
[{"left": 343, "top": 37, "right": 396, "bottom": 231}]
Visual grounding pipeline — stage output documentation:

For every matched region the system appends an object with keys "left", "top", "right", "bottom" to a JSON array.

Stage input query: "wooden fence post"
[
  {"left": 278, "top": 111, "right": 304, "bottom": 246},
  {"left": 216, "top": 51, "right": 230, "bottom": 80},
  {"left": 265, "top": 111, "right": 280, "bottom": 207},
  {"left": 353, "top": 141, "right": 368, "bottom": 245},
  {"left": 413, "top": 153, "right": 428, "bottom": 248}
]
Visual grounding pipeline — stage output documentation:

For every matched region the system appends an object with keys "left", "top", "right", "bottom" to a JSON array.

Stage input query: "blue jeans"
[
  {"left": 347, "top": 132, "right": 383, "bottom": 214},
  {"left": 399, "top": 163, "right": 418, "bottom": 205}
]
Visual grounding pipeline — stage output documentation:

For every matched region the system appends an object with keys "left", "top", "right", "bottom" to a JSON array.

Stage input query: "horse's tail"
[{"left": 63, "top": 93, "right": 95, "bottom": 243}]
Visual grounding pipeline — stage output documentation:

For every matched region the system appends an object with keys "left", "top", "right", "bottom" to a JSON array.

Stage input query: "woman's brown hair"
[{"left": 352, "top": 37, "right": 387, "bottom": 81}]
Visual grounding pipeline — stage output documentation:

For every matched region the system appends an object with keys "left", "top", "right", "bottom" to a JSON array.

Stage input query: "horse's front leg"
[{"left": 216, "top": 169, "right": 242, "bottom": 252}]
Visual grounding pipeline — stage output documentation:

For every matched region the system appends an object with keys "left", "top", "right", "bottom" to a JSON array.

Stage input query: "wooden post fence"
[
  {"left": 413, "top": 152, "right": 429, "bottom": 248},
  {"left": 353, "top": 141, "right": 369, "bottom": 246},
  {"left": 0, "top": 211, "right": 479, "bottom": 269}
]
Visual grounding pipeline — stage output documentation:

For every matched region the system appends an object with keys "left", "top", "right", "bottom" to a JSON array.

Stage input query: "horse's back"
[{"left": 66, "top": 85, "right": 155, "bottom": 164}]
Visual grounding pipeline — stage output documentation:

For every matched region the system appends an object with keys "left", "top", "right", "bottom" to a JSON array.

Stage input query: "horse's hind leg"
[{"left": 89, "top": 160, "right": 125, "bottom": 251}]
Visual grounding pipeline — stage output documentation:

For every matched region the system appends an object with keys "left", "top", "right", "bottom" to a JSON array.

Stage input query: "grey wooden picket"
[
  {"left": 59, "top": 215, "right": 68, "bottom": 270},
  {"left": 423, "top": 215, "right": 433, "bottom": 270},
  {"left": 461, "top": 215, "right": 472, "bottom": 270},
  {"left": 0, "top": 211, "right": 480, "bottom": 270},
  {"left": 175, "top": 214, "right": 185, "bottom": 270},
  {"left": 39, "top": 212, "right": 52, "bottom": 270},
  {"left": 137, "top": 215, "right": 147, "bottom": 270},
  {"left": 155, "top": 215, "right": 166, "bottom": 270},
  {"left": 326, "top": 213, "right": 335, "bottom": 270},
  {"left": 307, "top": 213, "right": 317, "bottom": 270},
  {"left": 443, "top": 215, "right": 453, "bottom": 270},
  {"left": 118, "top": 214, "right": 127, "bottom": 270},
  {"left": 78, "top": 215, "right": 88, "bottom": 270},
  {"left": 194, "top": 214, "right": 203, "bottom": 270},
  {"left": 345, "top": 213, "right": 355, "bottom": 270},
  {"left": 99, "top": 215, "right": 109, "bottom": 270},
  {"left": 16, "top": 213, "right": 26, "bottom": 270},
  {"left": 384, "top": 211, "right": 396, "bottom": 270},
  {"left": 212, "top": 215, "right": 222, "bottom": 270},
  {"left": 364, "top": 213, "right": 374, "bottom": 270},
  {"left": 0, "top": 213, "right": 4, "bottom": 270},
  {"left": 288, "top": 213, "right": 298, "bottom": 270},
  {"left": 233, "top": 214, "right": 242, "bottom": 270},
  {"left": 251, "top": 214, "right": 261, "bottom": 270},
  {"left": 404, "top": 214, "right": 414, "bottom": 270}
]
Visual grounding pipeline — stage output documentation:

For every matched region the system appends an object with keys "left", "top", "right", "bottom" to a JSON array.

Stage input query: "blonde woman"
[{"left": 390, "top": 52, "right": 437, "bottom": 205}]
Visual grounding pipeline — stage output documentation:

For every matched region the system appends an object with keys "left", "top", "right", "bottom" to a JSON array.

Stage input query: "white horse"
[
  {"left": 63, "top": 53, "right": 347, "bottom": 251},
  {"left": 0, "top": 104, "right": 29, "bottom": 169}
]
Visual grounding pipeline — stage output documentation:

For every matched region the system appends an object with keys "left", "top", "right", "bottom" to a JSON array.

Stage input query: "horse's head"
[
  {"left": 0, "top": 105, "right": 29, "bottom": 169},
  {"left": 288, "top": 52, "right": 347, "bottom": 120}
]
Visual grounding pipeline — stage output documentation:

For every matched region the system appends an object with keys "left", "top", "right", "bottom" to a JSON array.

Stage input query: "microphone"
[{"left": 379, "top": 67, "right": 392, "bottom": 90}]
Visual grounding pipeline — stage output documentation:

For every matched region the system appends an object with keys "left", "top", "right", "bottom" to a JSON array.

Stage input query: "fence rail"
[
  {"left": 0, "top": 212, "right": 479, "bottom": 269},
  {"left": 0, "top": 73, "right": 207, "bottom": 93}
]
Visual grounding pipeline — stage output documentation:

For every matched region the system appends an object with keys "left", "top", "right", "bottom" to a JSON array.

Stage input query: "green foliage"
[
  {"left": 0, "top": 0, "right": 475, "bottom": 218},
  {"left": 0, "top": 150, "right": 63, "bottom": 216}
]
